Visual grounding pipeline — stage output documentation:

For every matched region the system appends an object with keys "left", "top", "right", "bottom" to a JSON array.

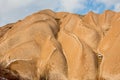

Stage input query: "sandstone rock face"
[{"left": 0, "top": 9, "right": 120, "bottom": 80}]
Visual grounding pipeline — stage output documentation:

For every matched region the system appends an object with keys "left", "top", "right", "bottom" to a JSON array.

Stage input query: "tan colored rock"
[{"left": 0, "top": 9, "right": 120, "bottom": 80}]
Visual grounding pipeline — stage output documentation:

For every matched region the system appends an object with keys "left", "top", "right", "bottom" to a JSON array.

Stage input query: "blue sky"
[{"left": 0, "top": 0, "right": 120, "bottom": 26}]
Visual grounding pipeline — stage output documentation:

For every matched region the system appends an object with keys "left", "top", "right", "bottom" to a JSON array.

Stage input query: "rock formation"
[{"left": 0, "top": 9, "right": 120, "bottom": 80}]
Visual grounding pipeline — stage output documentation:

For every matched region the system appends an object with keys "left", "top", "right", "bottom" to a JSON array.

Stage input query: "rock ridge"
[{"left": 0, "top": 9, "right": 120, "bottom": 80}]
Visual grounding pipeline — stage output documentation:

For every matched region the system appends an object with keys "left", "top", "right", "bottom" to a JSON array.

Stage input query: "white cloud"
[
  {"left": 96, "top": 0, "right": 120, "bottom": 7},
  {"left": 0, "top": 0, "right": 34, "bottom": 13},
  {"left": 0, "top": 0, "right": 35, "bottom": 26},
  {"left": 35, "top": 0, "right": 60, "bottom": 10},
  {"left": 114, "top": 3, "right": 120, "bottom": 12},
  {"left": 60, "top": 0, "right": 86, "bottom": 12},
  {"left": 95, "top": 0, "right": 120, "bottom": 12}
]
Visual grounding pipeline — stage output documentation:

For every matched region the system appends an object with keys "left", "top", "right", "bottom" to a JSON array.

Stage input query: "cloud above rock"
[{"left": 0, "top": 0, "right": 120, "bottom": 26}]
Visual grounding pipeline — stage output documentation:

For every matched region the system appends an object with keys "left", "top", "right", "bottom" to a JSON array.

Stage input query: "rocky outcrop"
[{"left": 0, "top": 9, "right": 120, "bottom": 80}]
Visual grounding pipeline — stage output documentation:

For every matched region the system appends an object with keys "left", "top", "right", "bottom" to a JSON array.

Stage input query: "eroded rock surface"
[{"left": 0, "top": 9, "right": 120, "bottom": 80}]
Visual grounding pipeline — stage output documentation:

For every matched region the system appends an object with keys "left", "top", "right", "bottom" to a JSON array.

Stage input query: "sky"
[{"left": 0, "top": 0, "right": 120, "bottom": 27}]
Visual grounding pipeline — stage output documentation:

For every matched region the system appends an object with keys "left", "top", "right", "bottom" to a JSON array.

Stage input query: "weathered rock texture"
[{"left": 0, "top": 9, "right": 120, "bottom": 80}]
